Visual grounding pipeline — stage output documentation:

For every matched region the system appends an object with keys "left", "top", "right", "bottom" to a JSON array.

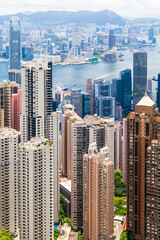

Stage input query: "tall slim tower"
[
  {"left": 120, "top": 69, "right": 132, "bottom": 111},
  {"left": 12, "top": 89, "right": 21, "bottom": 131},
  {"left": 86, "top": 79, "right": 94, "bottom": 115},
  {"left": 109, "top": 29, "right": 116, "bottom": 50},
  {"left": 0, "top": 128, "right": 20, "bottom": 235},
  {"left": 83, "top": 143, "right": 114, "bottom": 240},
  {"left": 9, "top": 17, "right": 21, "bottom": 70},
  {"left": 127, "top": 93, "right": 160, "bottom": 239},
  {"left": 133, "top": 51, "right": 147, "bottom": 108},
  {"left": 20, "top": 61, "right": 52, "bottom": 142},
  {"left": 46, "top": 111, "right": 60, "bottom": 221},
  {"left": 62, "top": 107, "right": 82, "bottom": 179},
  {"left": 19, "top": 137, "right": 54, "bottom": 240},
  {"left": 71, "top": 121, "right": 89, "bottom": 230}
]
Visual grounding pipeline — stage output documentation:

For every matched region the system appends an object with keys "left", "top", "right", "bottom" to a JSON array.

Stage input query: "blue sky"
[{"left": 0, "top": 0, "right": 160, "bottom": 18}]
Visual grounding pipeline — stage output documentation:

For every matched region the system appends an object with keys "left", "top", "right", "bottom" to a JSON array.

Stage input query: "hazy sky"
[{"left": 0, "top": 0, "right": 160, "bottom": 18}]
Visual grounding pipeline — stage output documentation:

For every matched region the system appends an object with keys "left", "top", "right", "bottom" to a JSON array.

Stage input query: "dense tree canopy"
[{"left": 0, "top": 229, "right": 12, "bottom": 240}]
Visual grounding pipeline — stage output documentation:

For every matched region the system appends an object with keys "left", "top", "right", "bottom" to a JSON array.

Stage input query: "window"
[
  {"left": 135, "top": 142, "right": 138, "bottom": 157},
  {"left": 146, "top": 123, "right": 149, "bottom": 137},
  {"left": 136, "top": 122, "right": 139, "bottom": 135},
  {"left": 135, "top": 161, "right": 138, "bottom": 177}
]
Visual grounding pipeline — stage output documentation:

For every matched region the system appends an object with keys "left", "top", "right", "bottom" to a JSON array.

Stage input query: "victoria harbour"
[{"left": 1, "top": 43, "right": 160, "bottom": 91}]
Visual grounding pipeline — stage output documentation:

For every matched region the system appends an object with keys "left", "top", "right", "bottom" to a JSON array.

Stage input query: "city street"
[{"left": 114, "top": 220, "right": 123, "bottom": 240}]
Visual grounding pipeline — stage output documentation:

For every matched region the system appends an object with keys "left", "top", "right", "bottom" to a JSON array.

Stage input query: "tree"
[
  {"left": 114, "top": 197, "right": 126, "bottom": 216},
  {"left": 59, "top": 204, "right": 65, "bottom": 222},
  {"left": 78, "top": 231, "right": 83, "bottom": 240},
  {"left": 0, "top": 229, "right": 12, "bottom": 240},
  {"left": 114, "top": 170, "right": 123, "bottom": 187},
  {"left": 59, "top": 195, "right": 68, "bottom": 222},
  {"left": 120, "top": 231, "right": 128, "bottom": 240},
  {"left": 120, "top": 230, "right": 135, "bottom": 240},
  {"left": 60, "top": 195, "right": 67, "bottom": 216},
  {"left": 54, "top": 229, "right": 60, "bottom": 240},
  {"left": 63, "top": 218, "right": 73, "bottom": 229}
]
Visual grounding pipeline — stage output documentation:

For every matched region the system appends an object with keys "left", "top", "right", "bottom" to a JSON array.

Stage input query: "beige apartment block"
[
  {"left": 0, "top": 128, "right": 20, "bottom": 235},
  {"left": 62, "top": 106, "right": 82, "bottom": 179},
  {"left": 19, "top": 137, "right": 54, "bottom": 240},
  {"left": 83, "top": 143, "right": 114, "bottom": 240}
]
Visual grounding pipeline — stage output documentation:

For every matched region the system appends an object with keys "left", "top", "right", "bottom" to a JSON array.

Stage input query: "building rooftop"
[
  {"left": 0, "top": 128, "right": 19, "bottom": 138},
  {"left": 22, "top": 60, "right": 50, "bottom": 70},
  {"left": 136, "top": 93, "right": 155, "bottom": 107},
  {"left": 60, "top": 180, "right": 71, "bottom": 193},
  {"left": 20, "top": 137, "right": 53, "bottom": 149}
]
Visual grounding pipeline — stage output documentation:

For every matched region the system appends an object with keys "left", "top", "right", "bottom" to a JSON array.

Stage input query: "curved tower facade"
[{"left": 9, "top": 17, "right": 21, "bottom": 70}]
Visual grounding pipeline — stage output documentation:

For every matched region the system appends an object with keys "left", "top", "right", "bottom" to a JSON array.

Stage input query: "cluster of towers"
[{"left": 0, "top": 60, "right": 60, "bottom": 240}]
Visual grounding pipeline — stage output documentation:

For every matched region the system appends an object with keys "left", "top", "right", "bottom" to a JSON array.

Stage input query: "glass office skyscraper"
[
  {"left": 133, "top": 51, "right": 147, "bottom": 108},
  {"left": 93, "top": 79, "right": 115, "bottom": 118},
  {"left": 9, "top": 17, "right": 21, "bottom": 70},
  {"left": 108, "top": 29, "right": 116, "bottom": 50},
  {"left": 120, "top": 69, "right": 132, "bottom": 111}
]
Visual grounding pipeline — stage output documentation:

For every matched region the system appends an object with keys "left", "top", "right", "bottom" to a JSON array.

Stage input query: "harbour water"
[{"left": 1, "top": 43, "right": 160, "bottom": 91}]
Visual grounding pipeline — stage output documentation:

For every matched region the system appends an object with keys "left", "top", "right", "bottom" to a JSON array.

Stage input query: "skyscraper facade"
[
  {"left": 127, "top": 93, "right": 160, "bottom": 239},
  {"left": 46, "top": 111, "right": 60, "bottom": 221},
  {"left": 9, "top": 17, "right": 21, "bottom": 70},
  {"left": 112, "top": 78, "right": 122, "bottom": 106},
  {"left": 120, "top": 69, "right": 132, "bottom": 111},
  {"left": 8, "top": 69, "right": 21, "bottom": 84},
  {"left": 157, "top": 73, "right": 160, "bottom": 110},
  {"left": 20, "top": 61, "right": 52, "bottom": 142},
  {"left": 12, "top": 89, "right": 21, "bottom": 131},
  {"left": 145, "top": 138, "right": 160, "bottom": 239},
  {"left": 83, "top": 143, "right": 114, "bottom": 240},
  {"left": 108, "top": 29, "right": 116, "bottom": 50},
  {"left": 62, "top": 107, "right": 82, "bottom": 179},
  {"left": 70, "top": 86, "right": 90, "bottom": 118},
  {"left": 71, "top": 121, "right": 89, "bottom": 230},
  {"left": 112, "top": 69, "right": 132, "bottom": 112},
  {"left": 86, "top": 78, "right": 94, "bottom": 115},
  {"left": 0, "top": 109, "right": 4, "bottom": 127},
  {"left": 149, "top": 27, "right": 154, "bottom": 41},
  {"left": 19, "top": 137, "right": 54, "bottom": 240},
  {"left": 123, "top": 118, "right": 127, "bottom": 183},
  {"left": 0, "top": 128, "right": 20, "bottom": 235},
  {"left": 93, "top": 79, "right": 115, "bottom": 118},
  {"left": 133, "top": 51, "right": 147, "bottom": 108},
  {"left": 114, "top": 121, "right": 123, "bottom": 171},
  {"left": 95, "top": 96, "right": 115, "bottom": 118},
  {"left": 82, "top": 92, "right": 90, "bottom": 117},
  {"left": 0, "top": 81, "right": 19, "bottom": 128}
]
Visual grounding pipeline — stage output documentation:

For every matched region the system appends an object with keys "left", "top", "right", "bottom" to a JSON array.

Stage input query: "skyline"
[{"left": 1, "top": 0, "right": 160, "bottom": 19}]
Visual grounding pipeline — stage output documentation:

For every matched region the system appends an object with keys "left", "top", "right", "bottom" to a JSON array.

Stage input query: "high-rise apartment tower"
[
  {"left": 0, "top": 128, "right": 20, "bottom": 235},
  {"left": 127, "top": 93, "right": 160, "bottom": 239},
  {"left": 19, "top": 137, "right": 55, "bottom": 240},
  {"left": 83, "top": 143, "right": 114, "bottom": 240},
  {"left": 20, "top": 61, "right": 52, "bottom": 142}
]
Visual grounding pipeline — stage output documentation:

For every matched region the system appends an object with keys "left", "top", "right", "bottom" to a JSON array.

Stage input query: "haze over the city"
[{"left": 1, "top": 0, "right": 160, "bottom": 18}]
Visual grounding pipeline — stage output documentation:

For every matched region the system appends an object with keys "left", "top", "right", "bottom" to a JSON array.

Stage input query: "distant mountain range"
[{"left": 0, "top": 9, "right": 125, "bottom": 26}]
